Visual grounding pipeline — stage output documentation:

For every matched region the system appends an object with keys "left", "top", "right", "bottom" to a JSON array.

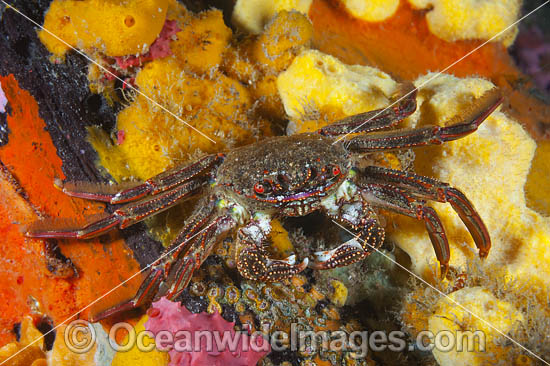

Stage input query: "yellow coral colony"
[
  {"left": 87, "top": 4, "right": 258, "bottom": 182},
  {"left": 525, "top": 141, "right": 550, "bottom": 216},
  {"left": 341, "top": 0, "right": 400, "bottom": 22},
  {"left": 407, "top": 0, "right": 521, "bottom": 47}
]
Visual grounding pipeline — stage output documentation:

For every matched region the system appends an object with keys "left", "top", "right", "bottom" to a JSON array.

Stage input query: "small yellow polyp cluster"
[
  {"left": 169, "top": 9, "right": 232, "bottom": 75},
  {"left": 277, "top": 49, "right": 398, "bottom": 134},
  {"left": 328, "top": 279, "right": 349, "bottom": 307},
  {"left": 407, "top": 0, "right": 521, "bottom": 47},
  {"left": 232, "top": 0, "right": 313, "bottom": 34},
  {"left": 39, "top": 0, "right": 169, "bottom": 58},
  {"left": 341, "top": 0, "right": 400, "bottom": 22},
  {"left": 268, "top": 220, "right": 296, "bottom": 259}
]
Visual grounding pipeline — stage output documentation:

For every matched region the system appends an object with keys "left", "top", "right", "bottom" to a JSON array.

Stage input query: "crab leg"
[
  {"left": 359, "top": 183, "right": 451, "bottom": 276},
  {"left": 163, "top": 215, "right": 236, "bottom": 299},
  {"left": 25, "top": 179, "right": 205, "bottom": 239},
  {"left": 314, "top": 198, "right": 385, "bottom": 270},
  {"left": 91, "top": 199, "right": 236, "bottom": 321},
  {"left": 345, "top": 87, "right": 502, "bottom": 152},
  {"left": 360, "top": 166, "right": 490, "bottom": 258},
  {"left": 318, "top": 83, "right": 417, "bottom": 136},
  {"left": 90, "top": 267, "right": 166, "bottom": 321},
  {"left": 58, "top": 154, "right": 223, "bottom": 204},
  {"left": 236, "top": 219, "right": 309, "bottom": 282}
]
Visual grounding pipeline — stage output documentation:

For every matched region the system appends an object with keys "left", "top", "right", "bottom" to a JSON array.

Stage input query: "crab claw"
[
  {"left": 275, "top": 255, "right": 309, "bottom": 271},
  {"left": 279, "top": 254, "right": 298, "bottom": 265},
  {"left": 260, "top": 255, "right": 309, "bottom": 281},
  {"left": 309, "top": 216, "right": 385, "bottom": 270},
  {"left": 237, "top": 246, "right": 309, "bottom": 282},
  {"left": 309, "top": 238, "right": 365, "bottom": 270}
]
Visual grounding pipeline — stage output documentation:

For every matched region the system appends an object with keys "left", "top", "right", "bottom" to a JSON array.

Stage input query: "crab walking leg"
[
  {"left": 90, "top": 208, "right": 236, "bottom": 321},
  {"left": 359, "top": 183, "right": 451, "bottom": 277},
  {"left": 236, "top": 218, "right": 308, "bottom": 282},
  {"left": 318, "top": 83, "right": 417, "bottom": 136},
  {"left": 163, "top": 215, "right": 237, "bottom": 299},
  {"left": 58, "top": 154, "right": 223, "bottom": 204},
  {"left": 360, "top": 166, "right": 490, "bottom": 258},
  {"left": 167, "top": 196, "right": 219, "bottom": 252},
  {"left": 25, "top": 179, "right": 205, "bottom": 239},
  {"left": 89, "top": 266, "right": 165, "bottom": 322},
  {"left": 345, "top": 87, "right": 502, "bottom": 152},
  {"left": 314, "top": 198, "right": 385, "bottom": 269}
]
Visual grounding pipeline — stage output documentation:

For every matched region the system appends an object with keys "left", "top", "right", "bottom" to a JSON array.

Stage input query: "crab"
[{"left": 26, "top": 83, "right": 502, "bottom": 321}]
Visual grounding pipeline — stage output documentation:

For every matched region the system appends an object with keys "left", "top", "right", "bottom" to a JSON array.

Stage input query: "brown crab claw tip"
[
  {"left": 297, "top": 257, "right": 309, "bottom": 272},
  {"left": 440, "top": 263, "right": 449, "bottom": 279},
  {"left": 479, "top": 250, "right": 489, "bottom": 259}
]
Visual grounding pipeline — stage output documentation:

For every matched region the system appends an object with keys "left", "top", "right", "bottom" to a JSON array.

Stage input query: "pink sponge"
[
  {"left": 145, "top": 297, "right": 270, "bottom": 366},
  {"left": 114, "top": 19, "right": 181, "bottom": 69}
]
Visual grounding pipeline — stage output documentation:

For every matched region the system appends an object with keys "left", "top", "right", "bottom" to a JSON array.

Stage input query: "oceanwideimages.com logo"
[{"left": 64, "top": 319, "right": 486, "bottom": 358}]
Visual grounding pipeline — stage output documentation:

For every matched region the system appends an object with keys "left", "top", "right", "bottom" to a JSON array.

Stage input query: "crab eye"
[
  {"left": 332, "top": 165, "right": 341, "bottom": 176},
  {"left": 254, "top": 182, "right": 266, "bottom": 194}
]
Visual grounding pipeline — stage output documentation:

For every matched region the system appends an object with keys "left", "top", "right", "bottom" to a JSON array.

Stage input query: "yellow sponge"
[
  {"left": 268, "top": 220, "right": 295, "bottom": 258},
  {"left": 407, "top": 0, "right": 520, "bottom": 47},
  {"left": 232, "top": 0, "right": 313, "bottom": 34},
  {"left": 341, "top": 0, "right": 400, "bottom": 22},
  {"left": 328, "top": 279, "right": 349, "bottom": 307},
  {"left": 250, "top": 10, "right": 314, "bottom": 74},
  {"left": 428, "top": 287, "right": 524, "bottom": 366},
  {"left": 40, "top": 0, "right": 169, "bottom": 57},
  {"left": 388, "top": 73, "right": 550, "bottom": 290},
  {"left": 525, "top": 141, "right": 550, "bottom": 216},
  {"left": 170, "top": 9, "right": 232, "bottom": 75},
  {"left": 277, "top": 49, "right": 398, "bottom": 134},
  {"left": 90, "top": 57, "right": 257, "bottom": 181},
  {"left": 111, "top": 315, "right": 169, "bottom": 366}
]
